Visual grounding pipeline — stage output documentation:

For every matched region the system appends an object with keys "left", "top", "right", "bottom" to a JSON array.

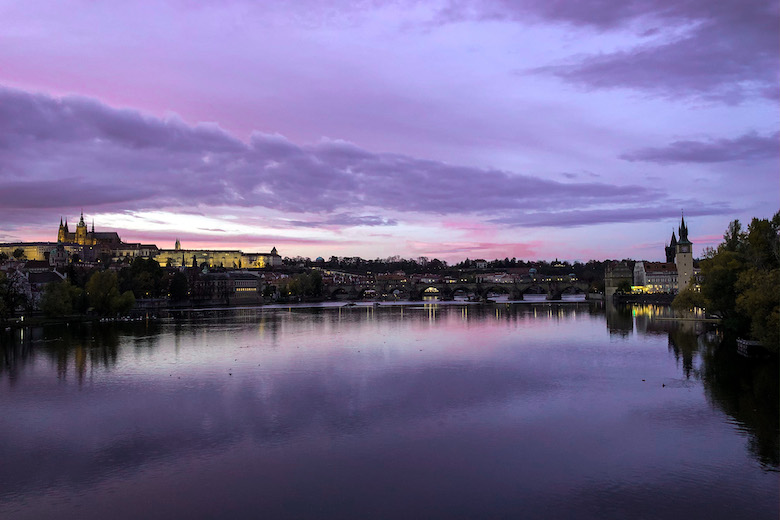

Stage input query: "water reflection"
[
  {"left": 0, "top": 303, "right": 776, "bottom": 519},
  {"left": 605, "top": 301, "right": 779, "bottom": 471}
]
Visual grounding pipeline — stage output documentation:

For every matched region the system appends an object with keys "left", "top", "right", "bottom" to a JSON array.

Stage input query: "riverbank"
[
  {"left": 2, "top": 297, "right": 598, "bottom": 330},
  {"left": 614, "top": 293, "right": 675, "bottom": 304}
]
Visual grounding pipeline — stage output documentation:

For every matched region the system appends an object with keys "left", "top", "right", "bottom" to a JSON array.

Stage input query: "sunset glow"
[{"left": 1, "top": 0, "right": 777, "bottom": 261}]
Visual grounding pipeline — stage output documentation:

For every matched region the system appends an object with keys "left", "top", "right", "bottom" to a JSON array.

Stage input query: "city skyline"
[{"left": 1, "top": 1, "right": 777, "bottom": 262}]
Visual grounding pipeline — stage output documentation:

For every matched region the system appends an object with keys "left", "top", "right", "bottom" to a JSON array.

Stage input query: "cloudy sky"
[{"left": 1, "top": 0, "right": 777, "bottom": 262}]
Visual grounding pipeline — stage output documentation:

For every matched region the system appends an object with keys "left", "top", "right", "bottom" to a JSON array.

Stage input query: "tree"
[
  {"left": 86, "top": 271, "right": 136, "bottom": 316},
  {"left": 0, "top": 271, "right": 29, "bottom": 322},
  {"left": 169, "top": 272, "right": 189, "bottom": 302},
  {"left": 285, "top": 271, "right": 323, "bottom": 299},
  {"left": 41, "top": 281, "right": 85, "bottom": 317},
  {"left": 672, "top": 282, "right": 709, "bottom": 312},
  {"left": 700, "top": 250, "right": 745, "bottom": 325},
  {"left": 698, "top": 211, "right": 780, "bottom": 350},
  {"left": 736, "top": 268, "right": 779, "bottom": 352},
  {"left": 119, "top": 257, "right": 164, "bottom": 298},
  {"left": 12, "top": 248, "right": 25, "bottom": 261}
]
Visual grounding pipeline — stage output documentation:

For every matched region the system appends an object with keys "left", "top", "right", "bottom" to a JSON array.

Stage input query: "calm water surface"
[{"left": 1, "top": 303, "right": 777, "bottom": 519}]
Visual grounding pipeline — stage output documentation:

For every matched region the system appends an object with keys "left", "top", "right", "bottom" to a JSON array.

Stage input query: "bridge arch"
[
  {"left": 520, "top": 284, "right": 548, "bottom": 295},
  {"left": 329, "top": 287, "right": 352, "bottom": 300}
]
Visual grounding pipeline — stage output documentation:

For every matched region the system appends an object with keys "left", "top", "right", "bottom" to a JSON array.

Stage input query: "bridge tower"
[{"left": 675, "top": 215, "right": 693, "bottom": 291}]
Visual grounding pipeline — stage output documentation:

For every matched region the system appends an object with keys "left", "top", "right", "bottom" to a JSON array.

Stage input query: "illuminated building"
[
  {"left": 632, "top": 215, "right": 699, "bottom": 294},
  {"left": 1, "top": 215, "right": 281, "bottom": 269},
  {"left": 153, "top": 241, "right": 282, "bottom": 268}
]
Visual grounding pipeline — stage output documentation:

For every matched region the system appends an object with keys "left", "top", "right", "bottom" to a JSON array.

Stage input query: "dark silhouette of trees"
[
  {"left": 688, "top": 211, "right": 780, "bottom": 351},
  {"left": 41, "top": 281, "right": 86, "bottom": 317},
  {"left": 169, "top": 272, "right": 189, "bottom": 302},
  {"left": 0, "top": 271, "right": 29, "bottom": 323},
  {"left": 86, "top": 271, "right": 135, "bottom": 316}
]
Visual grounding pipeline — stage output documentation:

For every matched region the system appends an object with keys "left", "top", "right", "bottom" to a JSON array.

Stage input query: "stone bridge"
[{"left": 323, "top": 280, "right": 591, "bottom": 301}]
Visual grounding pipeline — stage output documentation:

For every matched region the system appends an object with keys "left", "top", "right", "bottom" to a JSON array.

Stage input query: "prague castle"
[{"left": 0, "top": 214, "right": 281, "bottom": 268}]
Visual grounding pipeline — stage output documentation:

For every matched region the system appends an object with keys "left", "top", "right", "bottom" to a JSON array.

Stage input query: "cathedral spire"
[
  {"left": 678, "top": 213, "right": 690, "bottom": 244},
  {"left": 79, "top": 210, "right": 85, "bottom": 227}
]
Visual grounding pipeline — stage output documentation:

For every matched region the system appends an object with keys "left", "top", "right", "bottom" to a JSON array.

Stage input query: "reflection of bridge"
[{"left": 323, "top": 280, "right": 591, "bottom": 301}]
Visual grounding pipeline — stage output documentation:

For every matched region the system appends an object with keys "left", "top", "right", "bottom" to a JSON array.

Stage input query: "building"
[
  {"left": 632, "top": 215, "right": 699, "bottom": 294},
  {"left": 152, "top": 240, "right": 282, "bottom": 268},
  {"left": 605, "top": 261, "right": 633, "bottom": 298},
  {"left": 58, "top": 212, "right": 122, "bottom": 247},
  {"left": 675, "top": 216, "right": 694, "bottom": 290},
  {"left": 1, "top": 215, "right": 282, "bottom": 269}
]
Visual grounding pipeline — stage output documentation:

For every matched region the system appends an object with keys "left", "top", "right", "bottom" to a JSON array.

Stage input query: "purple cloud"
[
  {"left": 489, "top": 203, "right": 734, "bottom": 228},
  {"left": 443, "top": 0, "right": 779, "bottom": 101},
  {"left": 621, "top": 132, "right": 779, "bottom": 164},
  {"left": 289, "top": 214, "right": 398, "bottom": 228},
  {"left": 0, "top": 86, "right": 678, "bottom": 228}
]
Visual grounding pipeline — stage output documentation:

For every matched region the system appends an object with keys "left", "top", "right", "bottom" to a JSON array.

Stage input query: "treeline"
[
  {"left": 283, "top": 256, "right": 613, "bottom": 290},
  {"left": 674, "top": 212, "right": 779, "bottom": 351},
  {"left": 42, "top": 271, "right": 135, "bottom": 317},
  {"left": 40, "top": 258, "right": 173, "bottom": 318}
]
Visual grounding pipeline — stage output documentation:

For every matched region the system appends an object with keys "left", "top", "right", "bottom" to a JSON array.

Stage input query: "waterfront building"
[
  {"left": 675, "top": 216, "right": 694, "bottom": 290},
  {"left": 605, "top": 261, "right": 633, "bottom": 298},
  {"left": 632, "top": 215, "right": 699, "bottom": 294}
]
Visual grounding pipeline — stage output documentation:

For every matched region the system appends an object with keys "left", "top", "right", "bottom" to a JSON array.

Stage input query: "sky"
[{"left": 0, "top": 0, "right": 777, "bottom": 263}]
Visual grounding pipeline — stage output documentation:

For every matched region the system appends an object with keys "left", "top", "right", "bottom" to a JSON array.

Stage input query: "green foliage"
[
  {"left": 119, "top": 258, "right": 166, "bottom": 298},
  {"left": 286, "top": 271, "right": 323, "bottom": 298},
  {"left": 736, "top": 268, "right": 779, "bottom": 352},
  {"left": 169, "top": 272, "right": 189, "bottom": 302},
  {"left": 700, "top": 249, "right": 745, "bottom": 324},
  {"left": 672, "top": 283, "right": 709, "bottom": 312},
  {"left": 722, "top": 219, "right": 743, "bottom": 252},
  {"left": 700, "top": 212, "right": 780, "bottom": 350},
  {"left": 86, "top": 270, "right": 136, "bottom": 316},
  {"left": 41, "top": 281, "right": 85, "bottom": 317},
  {"left": 616, "top": 280, "right": 632, "bottom": 294},
  {"left": 114, "top": 290, "right": 136, "bottom": 315}
]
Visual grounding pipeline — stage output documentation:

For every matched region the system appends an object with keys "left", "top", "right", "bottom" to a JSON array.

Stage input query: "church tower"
[
  {"left": 675, "top": 215, "right": 693, "bottom": 291},
  {"left": 58, "top": 217, "right": 66, "bottom": 243},
  {"left": 665, "top": 230, "right": 677, "bottom": 263},
  {"left": 75, "top": 211, "right": 88, "bottom": 245}
]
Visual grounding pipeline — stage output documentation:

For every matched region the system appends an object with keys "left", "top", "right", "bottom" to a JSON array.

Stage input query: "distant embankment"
[{"left": 614, "top": 294, "right": 674, "bottom": 304}]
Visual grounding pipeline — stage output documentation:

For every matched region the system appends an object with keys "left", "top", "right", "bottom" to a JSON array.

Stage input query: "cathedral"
[
  {"left": 3, "top": 214, "right": 280, "bottom": 267},
  {"left": 57, "top": 212, "right": 121, "bottom": 246}
]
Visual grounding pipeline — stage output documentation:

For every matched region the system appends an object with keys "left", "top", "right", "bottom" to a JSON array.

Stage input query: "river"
[{"left": 0, "top": 302, "right": 777, "bottom": 519}]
